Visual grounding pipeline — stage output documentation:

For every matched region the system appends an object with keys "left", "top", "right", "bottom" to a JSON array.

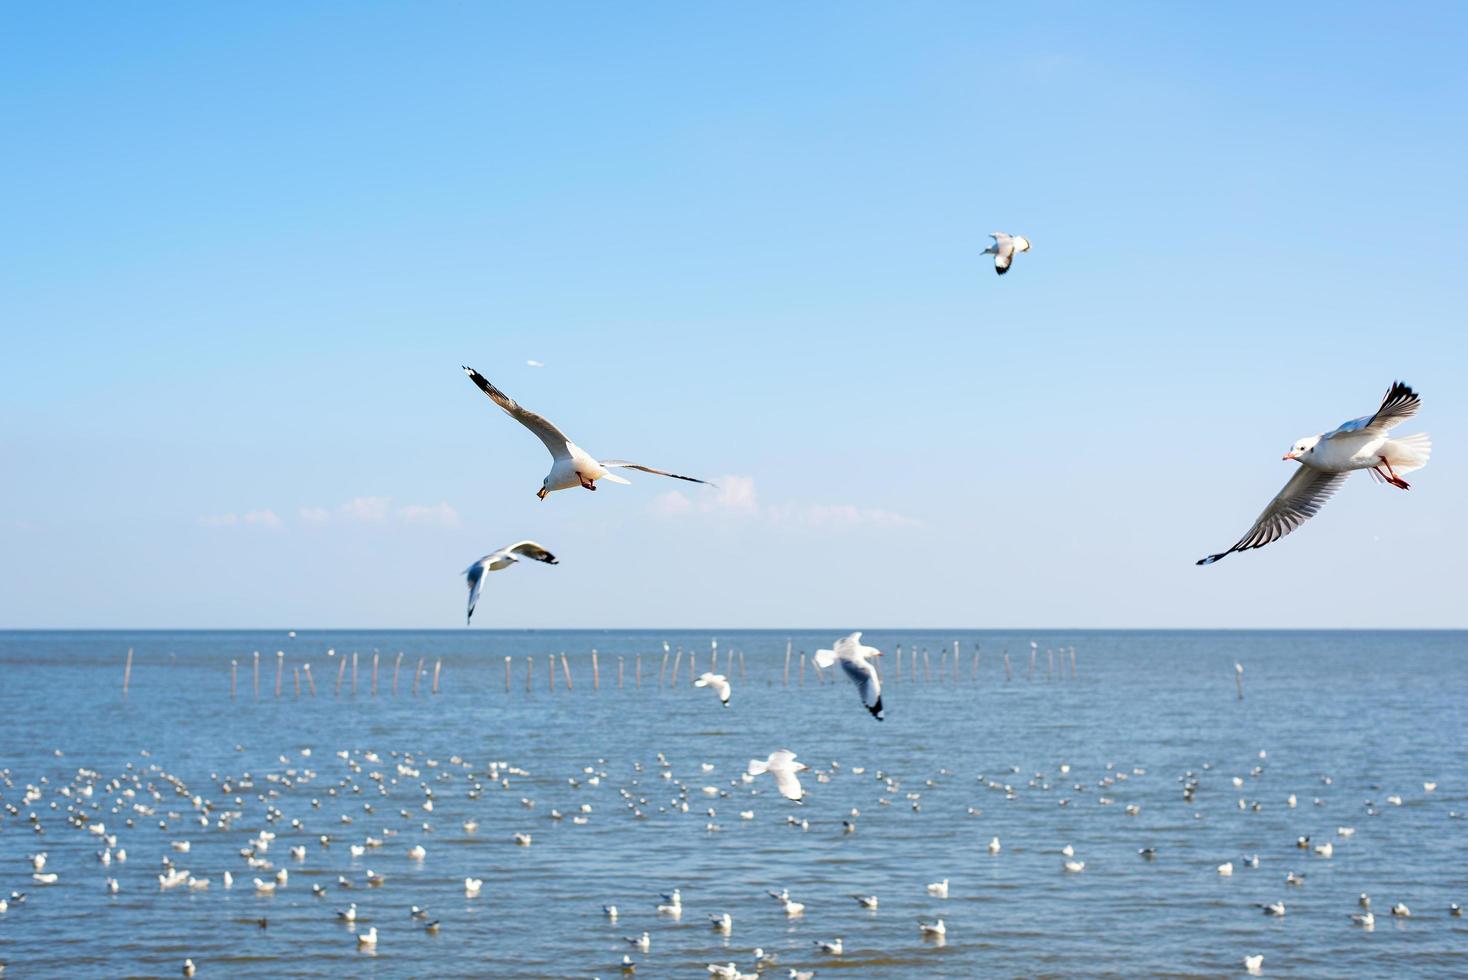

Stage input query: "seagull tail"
[
  {"left": 1384, "top": 432, "right": 1431, "bottom": 475},
  {"left": 747, "top": 759, "right": 770, "bottom": 776}
]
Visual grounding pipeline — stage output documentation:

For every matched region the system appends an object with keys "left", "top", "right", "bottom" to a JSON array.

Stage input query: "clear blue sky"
[{"left": 3, "top": 3, "right": 1465, "bottom": 629}]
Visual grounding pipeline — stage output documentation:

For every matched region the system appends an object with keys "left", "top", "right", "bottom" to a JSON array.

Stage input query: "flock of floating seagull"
[{"left": 0, "top": 733, "right": 1459, "bottom": 976}]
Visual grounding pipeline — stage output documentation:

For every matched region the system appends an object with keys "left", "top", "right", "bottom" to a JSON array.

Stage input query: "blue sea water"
[{"left": 0, "top": 629, "right": 1464, "bottom": 978}]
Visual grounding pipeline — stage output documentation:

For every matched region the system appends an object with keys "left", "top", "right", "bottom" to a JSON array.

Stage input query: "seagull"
[
  {"left": 462, "top": 366, "right": 712, "bottom": 499},
  {"left": 626, "top": 931, "right": 651, "bottom": 952},
  {"left": 1063, "top": 860, "right": 1086, "bottom": 873},
  {"left": 788, "top": 972, "right": 815, "bottom": 980},
  {"left": 356, "top": 927, "right": 377, "bottom": 948},
  {"left": 1198, "top": 382, "right": 1431, "bottom": 564},
  {"left": 337, "top": 903, "right": 357, "bottom": 922},
  {"left": 1391, "top": 903, "right": 1411, "bottom": 917},
  {"left": 464, "top": 877, "right": 483, "bottom": 897},
  {"left": 694, "top": 672, "right": 731, "bottom": 707},
  {"left": 183, "top": 959, "right": 196, "bottom": 977},
  {"left": 1351, "top": 911, "right": 1375, "bottom": 928},
  {"left": 463, "top": 542, "right": 558, "bottom": 624},
  {"left": 812, "top": 632, "right": 884, "bottom": 720},
  {"left": 988, "top": 836, "right": 1001, "bottom": 854},
  {"left": 814, "top": 938, "right": 843, "bottom": 955},
  {"left": 926, "top": 879, "right": 949, "bottom": 898},
  {"left": 1244, "top": 954, "right": 1264, "bottom": 975},
  {"left": 853, "top": 894, "right": 878, "bottom": 909},
  {"left": 919, "top": 918, "right": 946, "bottom": 937},
  {"left": 983, "top": 232, "right": 1032, "bottom": 276},
  {"left": 709, "top": 912, "right": 733, "bottom": 934},
  {"left": 748, "top": 751, "right": 807, "bottom": 802},
  {"left": 1259, "top": 901, "right": 1286, "bottom": 916}
]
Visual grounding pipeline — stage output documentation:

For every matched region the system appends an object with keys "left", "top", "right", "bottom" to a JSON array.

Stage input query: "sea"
[{"left": 0, "top": 629, "right": 1463, "bottom": 978}]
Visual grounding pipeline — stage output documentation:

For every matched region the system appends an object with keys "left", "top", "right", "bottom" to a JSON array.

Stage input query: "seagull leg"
[
  {"left": 579, "top": 475, "right": 597, "bottom": 491},
  {"left": 1379, "top": 455, "right": 1411, "bottom": 490}
]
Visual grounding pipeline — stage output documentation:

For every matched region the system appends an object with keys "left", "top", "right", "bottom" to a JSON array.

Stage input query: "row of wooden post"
[{"left": 218, "top": 650, "right": 442, "bottom": 699}]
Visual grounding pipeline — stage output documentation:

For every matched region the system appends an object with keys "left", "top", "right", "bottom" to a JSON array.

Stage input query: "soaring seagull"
[
  {"left": 1198, "top": 382, "right": 1430, "bottom": 565},
  {"left": 463, "top": 366, "right": 713, "bottom": 499},
  {"left": 464, "top": 541, "right": 558, "bottom": 624},
  {"left": 983, "top": 232, "right": 1031, "bottom": 275},
  {"left": 813, "top": 632, "right": 885, "bottom": 720}
]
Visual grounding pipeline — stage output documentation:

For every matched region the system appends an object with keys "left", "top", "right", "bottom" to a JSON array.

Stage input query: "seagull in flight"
[
  {"left": 1198, "top": 382, "right": 1430, "bottom": 565},
  {"left": 983, "top": 232, "right": 1031, "bottom": 275},
  {"left": 463, "top": 366, "right": 713, "bottom": 499},
  {"left": 748, "top": 751, "right": 808, "bottom": 802},
  {"left": 694, "top": 672, "right": 732, "bottom": 707},
  {"left": 464, "top": 542, "right": 558, "bottom": 624},
  {"left": 813, "top": 632, "right": 884, "bottom": 720}
]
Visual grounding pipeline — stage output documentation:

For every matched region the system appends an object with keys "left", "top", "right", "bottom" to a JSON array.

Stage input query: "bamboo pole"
[
  {"left": 636, "top": 653, "right": 642, "bottom": 688},
  {"left": 894, "top": 645, "right": 901, "bottom": 684},
  {"left": 304, "top": 663, "right": 316, "bottom": 696},
  {"left": 122, "top": 648, "right": 133, "bottom": 696},
  {"left": 351, "top": 651, "right": 359, "bottom": 695},
  {"left": 334, "top": 652, "right": 346, "bottom": 696},
  {"left": 253, "top": 651, "right": 261, "bottom": 699},
  {"left": 371, "top": 652, "right": 379, "bottom": 697},
  {"left": 911, "top": 646, "right": 919, "bottom": 682},
  {"left": 231, "top": 659, "right": 238, "bottom": 699},
  {"left": 393, "top": 652, "right": 403, "bottom": 696},
  {"left": 670, "top": 647, "right": 683, "bottom": 686},
  {"left": 413, "top": 656, "right": 425, "bottom": 695},
  {"left": 275, "top": 651, "right": 284, "bottom": 698},
  {"left": 953, "top": 640, "right": 961, "bottom": 683},
  {"left": 548, "top": 654, "right": 556, "bottom": 692},
  {"left": 293, "top": 666, "right": 301, "bottom": 697},
  {"left": 592, "top": 649, "right": 600, "bottom": 691},
  {"left": 799, "top": 651, "right": 806, "bottom": 686},
  {"left": 618, "top": 655, "right": 624, "bottom": 689},
  {"left": 504, "top": 656, "right": 512, "bottom": 692},
  {"left": 560, "top": 653, "right": 571, "bottom": 690},
  {"left": 432, "top": 658, "right": 442, "bottom": 694},
  {"left": 923, "top": 648, "right": 932, "bottom": 682},
  {"left": 783, "top": 639, "right": 792, "bottom": 687},
  {"left": 525, "top": 656, "right": 532, "bottom": 692}
]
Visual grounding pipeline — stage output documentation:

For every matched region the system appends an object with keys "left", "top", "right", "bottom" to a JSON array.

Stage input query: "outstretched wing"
[
  {"left": 505, "top": 541, "right": 558, "bottom": 565},
  {"left": 839, "top": 658, "right": 884, "bottom": 720},
  {"left": 1197, "top": 467, "right": 1350, "bottom": 565},
  {"left": 462, "top": 366, "right": 573, "bottom": 460},
  {"left": 464, "top": 562, "right": 488, "bottom": 624},
  {"left": 771, "top": 765, "right": 804, "bottom": 802},
  {"left": 601, "top": 461, "right": 713, "bottom": 486},
  {"left": 1328, "top": 381, "right": 1422, "bottom": 437}
]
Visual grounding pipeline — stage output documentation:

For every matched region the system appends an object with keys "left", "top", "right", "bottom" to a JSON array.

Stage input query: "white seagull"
[
  {"left": 748, "top": 751, "right": 808, "bottom": 802},
  {"left": 813, "top": 632, "right": 884, "bottom": 720},
  {"left": 1199, "top": 382, "right": 1431, "bottom": 564},
  {"left": 983, "top": 232, "right": 1032, "bottom": 275},
  {"left": 463, "top": 366, "right": 712, "bottom": 499},
  {"left": 464, "top": 542, "right": 558, "bottom": 624},
  {"left": 694, "top": 672, "right": 732, "bottom": 707}
]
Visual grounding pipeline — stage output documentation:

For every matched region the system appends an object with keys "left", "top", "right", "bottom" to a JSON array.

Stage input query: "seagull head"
[{"left": 1283, "top": 435, "right": 1320, "bottom": 461}]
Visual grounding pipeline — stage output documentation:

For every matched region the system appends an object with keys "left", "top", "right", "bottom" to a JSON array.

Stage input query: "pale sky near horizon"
[{"left": 3, "top": 3, "right": 1466, "bottom": 629}]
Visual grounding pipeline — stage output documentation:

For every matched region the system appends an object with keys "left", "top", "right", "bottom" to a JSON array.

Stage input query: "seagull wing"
[
  {"left": 994, "top": 245, "right": 1013, "bottom": 275},
  {"left": 771, "top": 765, "right": 804, "bottom": 801},
  {"left": 505, "top": 541, "right": 558, "bottom": 565},
  {"left": 840, "top": 657, "right": 884, "bottom": 720},
  {"left": 462, "top": 366, "right": 573, "bottom": 461},
  {"left": 1328, "top": 381, "right": 1422, "bottom": 437},
  {"left": 463, "top": 560, "right": 489, "bottom": 624},
  {"left": 1197, "top": 466, "right": 1351, "bottom": 565},
  {"left": 601, "top": 461, "right": 713, "bottom": 486}
]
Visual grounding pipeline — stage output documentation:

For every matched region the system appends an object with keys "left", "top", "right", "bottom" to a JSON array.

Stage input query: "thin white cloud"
[
  {"left": 242, "top": 509, "right": 283, "bottom": 528},
  {"left": 198, "top": 509, "right": 282, "bottom": 529},
  {"left": 652, "top": 475, "right": 917, "bottom": 528},
  {"left": 398, "top": 501, "right": 461, "bottom": 528},
  {"left": 298, "top": 506, "right": 331, "bottom": 524},
  {"left": 338, "top": 496, "right": 392, "bottom": 523}
]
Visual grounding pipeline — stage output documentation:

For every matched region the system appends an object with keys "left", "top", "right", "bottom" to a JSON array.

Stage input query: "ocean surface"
[{"left": 0, "top": 629, "right": 1464, "bottom": 978}]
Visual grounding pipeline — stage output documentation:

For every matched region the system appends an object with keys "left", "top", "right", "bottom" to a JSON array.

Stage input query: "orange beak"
[{"left": 1282, "top": 453, "right": 1298, "bottom": 461}]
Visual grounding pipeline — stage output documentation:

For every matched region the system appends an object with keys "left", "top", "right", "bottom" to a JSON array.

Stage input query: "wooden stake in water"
[
  {"left": 371, "top": 652, "right": 380, "bottom": 697},
  {"left": 894, "top": 645, "right": 901, "bottom": 684},
  {"left": 911, "top": 647, "right": 918, "bottom": 683},
  {"left": 122, "top": 648, "right": 133, "bottom": 697},
  {"left": 953, "top": 640, "right": 961, "bottom": 683},
  {"left": 670, "top": 647, "right": 683, "bottom": 686},
  {"left": 1047, "top": 648, "right": 1054, "bottom": 681},
  {"left": 799, "top": 651, "right": 806, "bottom": 686},
  {"left": 783, "top": 639, "right": 792, "bottom": 687},
  {"left": 275, "top": 651, "right": 284, "bottom": 698},
  {"left": 972, "top": 643, "right": 980, "bottom": 681},
  {"left": 1234, "top": 662, "right": 1244, "bottom": 700},
  {"left": 739, "top": 649, "right": 746, "bottom": 680},
  {"left": 923, "top": 648, "right": 932, "bottom": 682},
  {"left": 293, "top": 666, "right": 301, "bottom": 697},
  {"left": 351, "top": 651, "right": 359, "bottom": 695},
  {"left": 393, "top": 652, "right": 404, "bottom": 696},
  {"left": 231, "top": 659, "right": 238, "bottom": 699},
  {"left": 1027, "top": 641, "right": 1037, "bottom": 681},
  {"left": 253, "top": 651, "right": 261, "bottom": 699},
  {"left": 938, "top": 647, "right": 948, "bottom": 680},
  {"left": 560, "top": 653, "right": 572, "bottom": 690},
  {"left": 432, "top": 658, "right": 442, "bottom": 694},
  {"left": 618, "top": 655, "right": 624, "bottom": 689},
  {"left": 504, "top": 656, "right": 512, "bottom": 692},
  {"left": 659, "top": 645, "right": 669, "bottom": 687},
  {"left": 525, "top": 656, "right": 533, "bottom": 693},
  {"left": 334, "top": 652, "right": 346, "bottom": 696},
  {"left": 549, "top": 654, "right": 556, "bottom": 692},
  {"left": 689, "top": 650, "right": 697, "bottom": 685},
  {"left": 592, "top": 649, "right": 600, "bottom": 691},
  {"left": 636, "top": 653, "right": 642, "bottom": 688},
  {"left": 413, "top": 656, "right": 425, "bottom": 695},
  {"left": 1003, "top": 650, "right": 1013, "bottom": 681},
  {"left": 304, "top": 663, "right": 316, "bottom": 696},
  {"left": 1070, "top": 646, "right": 1077, "bottom": 679}
]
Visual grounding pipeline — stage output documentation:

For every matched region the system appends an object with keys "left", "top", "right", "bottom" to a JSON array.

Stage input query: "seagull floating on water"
[
  {"left": 813, "top": 632, "right": 884, "bottom": 720},
  {"left": 463, "top": 366, "right": 712, "bottom": 499},
  {"left": 1199, "top": 382, "right": 1430, "bottom": 564},
  {"left": 983, "top": 232, "right": 1032, "bottom": 276},
  {"left": 463, "top": 542, "right": 558, "bottom": 624},
  {"left": 1244, "top": 954, "right": 1264, "bottom": 974}
]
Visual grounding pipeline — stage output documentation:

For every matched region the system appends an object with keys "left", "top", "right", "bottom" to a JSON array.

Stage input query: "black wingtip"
[
  {"left": 995, "top": 265, "right": 1009, "bottom": 276},
  {"left": 1197, "top": 552, "right": 1227, "bottom": 566},
  {"left": 868, "top": 696, "right": 884, "bottom": 720}
]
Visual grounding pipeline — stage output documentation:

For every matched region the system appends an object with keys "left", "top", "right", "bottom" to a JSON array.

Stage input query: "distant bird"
[
  {"left": 463, "top": 542, "right": 558, "bottom": 624},
  {"left": 337, "top": 903, "right": 357, "bottom": 922},
  {"left": 1199, "top": 382, "right": 1431, "bottom": 564},
  {"left": 463, "top": 366, "right": 712, "bottom": 499},
  {"left": 748, "top": 751, "right": 808, "bottom": 802},
  {"left": 626, "top": 931, "right": 651, "bottom": 952},
  {"left": 788, "top": 971, "right": 815, "bottom": 980},
  {"left": 694, "top": 672, "right": 732, "bottom": 706},
  {"left": 988, "top": 836, "right": 1001, "bottom": 854},
  {"left": 182, "top": 959, "right": 196, "bottom": 977},
  {"left": 919, "top": 918, "right": 946, "bottom": 937},
  {"left": 1139, "top": 847, "right": 1157, "bottom": 860},
  {"left": 526, "top": 359, "right": 545, "bottom": 368},
  {"left": 709, "top": 912, "right": 733, "bottom": 934},
  {"left": 781, "top": 896, "right": 806, "bottom": 917},
  {"left": 1450, "top": 903, "right": 1461, "bottom": 917},
  {"left": 926, "top": 879, "right": 949, "bottom": 898},
  {"left": 1351, "top": 911, "right": 1375, "bottom": 928},
  {"left": 814, "top": 937, "right": 843, "bottom": 955},
  {"left": 1391, "top": 903, "right": 1411, "bottom": 917},
  {"left": 983, "top": 232, "right": 1032, "bottom": 275},
  {"left": 356, "top": 927, "right": 377, "bottom": 948},
  {"left": 407, "top": 845, "right": 426, "bottom": 861},
  {"left": 813, "top": 632, "right": 884, "bottom": 720},
  {"left": 464, "top": 877, "right": 483, "bottom": 897},
  {"left": 603, "top": 905, "right": 619, "bottom": 920},
  {"left": 1063, "top": 860, "right": 1086, "bottom": 873},
  {"left": 1259, "top": 901, "right": 1286, "bottom": 916},
  {"left": 1244, "top": 954, "right": 1264, "bottom": 975},
  {"left": 854, "top": 894, "right": 878, "bottom": 909}
]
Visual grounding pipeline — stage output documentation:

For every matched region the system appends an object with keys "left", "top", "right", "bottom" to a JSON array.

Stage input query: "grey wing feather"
[
  {"left": 1361, "top": 381, "right": 1421, "bottom": 433},
  {"left": 1197, "top": 467, "right": 1350, "bottom": 565},
  {"left": 600, "top": 461, "right": 713, "bottom": 486},
  {"left": 462, "top": 366, "right": 573, "bottom": 460},
  {"left": 506, "top": 541, "right": 558, "bottom": 565},
  {"left": 464, "top": 562, "right": 488, "bottom": 624},
  {"left": 840, "top": 658, "right": 882, "bottom": 711}
]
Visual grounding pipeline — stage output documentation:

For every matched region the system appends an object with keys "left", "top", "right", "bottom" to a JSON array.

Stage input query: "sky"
[{"left": 2, "top": 3, "right": 1466, "bottom": 629}]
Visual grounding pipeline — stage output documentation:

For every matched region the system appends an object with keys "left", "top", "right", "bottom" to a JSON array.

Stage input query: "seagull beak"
[
  {"left": 536, "top": 488, "right": 548, "bottom": 500},
  {"left": 1282, "top": 453, "right": 1298, "bottom": 461}
]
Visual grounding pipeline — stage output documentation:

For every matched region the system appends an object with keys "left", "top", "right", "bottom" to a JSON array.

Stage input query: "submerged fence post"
[
  {"left": 1235, "top": 662, "right": 1244, "bottom": 700},
  {"left": 413, "top": 656, "right": 425, "bottom": 695},
  {"left": 335, "top": 652, "right": 346, "bottom": 696},
  {"left": 560, "top": 653, "right": 571, "bottom": 690},
  {"left": 1070, "top": 646, "right": 1077, "bottom": 679},
  {"left": 231, "top": 659, "right": 238, "bottom": 699},
  {"left": 636, "top": 653, "right": 642, "bottom": 688},
  {"left": 304, "top": 663, "right": 316, "bottom": 696},
  {"left": 352, "top": 651, "right": 359, "bottom": 695},
  {"left": 275, "top": 651, "right": 284, "bottom": 698},
  {"left": 972, "top": 643, "right": 980, "bottom": 681},
  {"left": 1004, "top": 650, "right": 1013, "bottom": 682},
  {"left": 548, "top": 653, "right": 556, "bottom": 692},
  {"left": 670, "top": 647, "right": 683, "bottom": 686},
  {"left": 504, "top": 656, "right": 512, "bottom": 692},
  {"left": 122, "top": 648, "right": 133, "bottom": 697},
  {"left": 592, "top": 649, "right": 600, "bottom": 691},
  {"left": 525, "top": 656, "right": 532, "bottom": 692},
  {"left": 739, "top": 649, "right": 746, "bottom": 680},
  {"left": 894, "top": 645, "right": 902, "bottom": 684},
  {"left": 393, "top": 652, "right": 403, "bottom": 696},
  {"left": 618, "top": 655, "right": 624, "bottom": 690},
  {"left": 293, "top": 666, "right": 301, "bottom": 697},
  {"left": 371, "top": 652, "right": 379, "bottom": 697},
  {"left": 799, "top": 651, "right": 806, "bottom": 686},
  {"left": 432, "top": 658, "right": 442, "bottom": 694},
  {"left": 783, "top": 640, "right": 792, "bottom": 687},
  {"left": 253, "top": 651, "right": 261, "bottom": 699}
]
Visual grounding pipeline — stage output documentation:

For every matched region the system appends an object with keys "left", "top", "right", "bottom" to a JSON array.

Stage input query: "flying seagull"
[
  {"left": 984, "top": 232, "right": 1031, "bottom": 275},
  {"left": 748, "top": 750, "right": 807, "bottom": 802},
  {"left": 463, "top": 366, "right": 713, "bottom": 499},
  {"left": 464, "top": 542, "right": 558, "bottom": 624},
  {"left": 1198, "top": 382, "right": 1430, "bottom": 565},
  {"left": 813, "top": 632, "right": 884, "bottom": 720},
  {"left": 694, "top": 672, "right": 731, "bottom": 706}
]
